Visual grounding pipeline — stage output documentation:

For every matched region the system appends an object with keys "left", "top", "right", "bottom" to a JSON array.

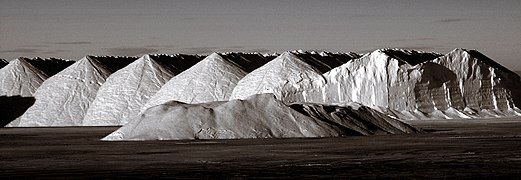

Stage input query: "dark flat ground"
[{"left": 1, "top": 118, "right": 521, "bottom": 179}]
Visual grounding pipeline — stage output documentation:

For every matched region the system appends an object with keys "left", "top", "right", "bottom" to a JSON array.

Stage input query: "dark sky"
[{"left": 1, "top": 0, "right": 520, "bottom": 69}]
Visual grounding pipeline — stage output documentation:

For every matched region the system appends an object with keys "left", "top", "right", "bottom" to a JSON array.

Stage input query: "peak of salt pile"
[
  {"left": 141, "top": 52, "right": 273, "bottom": 113},
  {"left": 83, "top": 54, "right": 203, "bottom": 126},
  {"left": 16, "top": 56, "right": 138, "bottom": 127},
  {"left": 103, "top": 93, "right": 418, "bottom": 141},
  {"left": 230, "top": 51, "right": 360, "bottom": 101},
  {"left": 0, "top": 57, "right": 74, "bottom": 97}
]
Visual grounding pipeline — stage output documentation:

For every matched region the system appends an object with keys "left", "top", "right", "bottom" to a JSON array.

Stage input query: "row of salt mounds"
[
  {"left": 231, "top": 49, "right": 440, "bottom": 105},
  {"left": 230, "top": 50, "right": 360, "bottom": 101},
  {"left": 0, "top": 57, "right": 74, "bottom": 97},
  {"left": 140, "top": 52, "right": 274, "bottom": 112},
  {"left": 103, "top": 94, "right": 419, "bottom": 141},
  {"left": 275, "top": 48, "right": 521, "bottom": 119},
  {"left": 15, "top": 56, "right": 138, "bottom": 127},
  {"left": 83, "top": 54, "right": 204, "bottom": 126},
  {"left": 0, "top": 59, "right": 8, "bottom": 69}
]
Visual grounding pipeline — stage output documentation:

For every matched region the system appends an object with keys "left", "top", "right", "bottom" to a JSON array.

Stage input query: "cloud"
[
  {"left": 438, "top": 18, "right": 470, "bottom": 23},
  {"left": 105, "top": 47, "right": 159, "bottom": 56},
  {"left": 23, "top": 44, "right": 49, "bottom": 48},
  {"left": 183, "top": 47, "right": 219, "bottom": 54},
  {"left": 0, "top": 48, "right": 40, "bottom": 53},
  {"left": 227, "top": 46, "right": 245, "bottom": 49},
  {"left": 388, "top": 38, "right": 436, "bottom": 42},
  {"left": 42, "top": 49, "right": 69, "bottom": 54},
  {"left": 48, "top": 41, "right": 92, "bottom": 45},
  {"left": 145, "top": 45, "right": 175, "bottom": 48},
  {"left": 389, "top": 46, "right": 440, "bottom": 51},
  {"left": 183, "top": 47, "right": 271, "bottom": 54},
  {"left": 244, "top": 48, "right": 271, "bottom": 53}
]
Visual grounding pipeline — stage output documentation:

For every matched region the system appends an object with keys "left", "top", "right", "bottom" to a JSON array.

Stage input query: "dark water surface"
[{"left": 1, "top": 118, "right": 521, "bottom": 179}]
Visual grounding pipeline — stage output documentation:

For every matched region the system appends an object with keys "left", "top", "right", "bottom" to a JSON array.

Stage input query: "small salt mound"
[
  {"left": 141, "top": 52, "right": 272, "bottom": 112},
  {"left": 0, "top": 57, "right": 74, "bottom": 97},
  {"left": 17, "top": 56, "right": 137, "bottom": 127},
  {"left": 102, "top": 94, "right": 419, "bottom": 141},
  {"left": 82, "top": 54, "right": 203, "bottom": 126}
]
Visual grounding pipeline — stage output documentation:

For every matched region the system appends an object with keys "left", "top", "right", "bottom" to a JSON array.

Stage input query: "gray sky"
[{"left": 1, "top": 0, "right": 520, "bottom": 69}]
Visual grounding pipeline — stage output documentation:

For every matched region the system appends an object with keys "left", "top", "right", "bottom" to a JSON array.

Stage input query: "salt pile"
[
  {"left": 417, "top": 49, "right": 521, "bottom": 118},
  {"left": 230, "top": 50, "right": 360, "bottom": 101},
  {"left": 82, "top": 54, "right": 203, "bottom": 126},
  {"left": 103, "top": 94, "right": 418, "bottom": 141},
  {"left": 0, "top": 57, "right": 74, "bottom": 97},
  {"left": 269, "top": 48, "right": 521, "bottom": 119},
  {"left": 141, "top": 52, "right": 273, "bottom": 112},
  {"left": 268, "top": 49, "right": 438, "bottom": 106},
  {"left": 16, "top": 56, "right": 137, "bottom": 126}
]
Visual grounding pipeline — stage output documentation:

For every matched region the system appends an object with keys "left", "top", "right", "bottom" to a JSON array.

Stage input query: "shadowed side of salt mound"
[
  {"left": 103, "top": 94, "right": 350, "bottom": 141},
  {"left": 288, "top": 103, "right": 420, "bottom": 135},
  {"left": 0, "top": 59, "right": 8, "bottom": 69},
  {"left": 0, "top": 96, "right": 35, "bottom": 127}
]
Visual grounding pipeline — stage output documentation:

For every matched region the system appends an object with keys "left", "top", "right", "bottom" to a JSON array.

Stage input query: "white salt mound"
[
  {"left": 0, "top": 57, "right": 73, "bottom": 97},
  {"left": 102, "top": 93, "right": 418, "bottom": 141},
  {"left": 141, "top": 52, "right": 272, "bottom": 113},
  {"left": 427, "top": 49, "right": 521, "bottom": 112},
  {"left": 17, "top": 56, "right": 137, "bottom": 127},
  {"left": 82, "top": 54, "right": 203, "bottom": 126},
  {"left": 230, "top": 51, "right": 360, "bottom": 101}
]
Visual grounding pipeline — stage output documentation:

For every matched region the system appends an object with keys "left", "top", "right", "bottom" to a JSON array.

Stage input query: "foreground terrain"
[{"left": 1, "top": 118, "right": 521, "bottom": 179}]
